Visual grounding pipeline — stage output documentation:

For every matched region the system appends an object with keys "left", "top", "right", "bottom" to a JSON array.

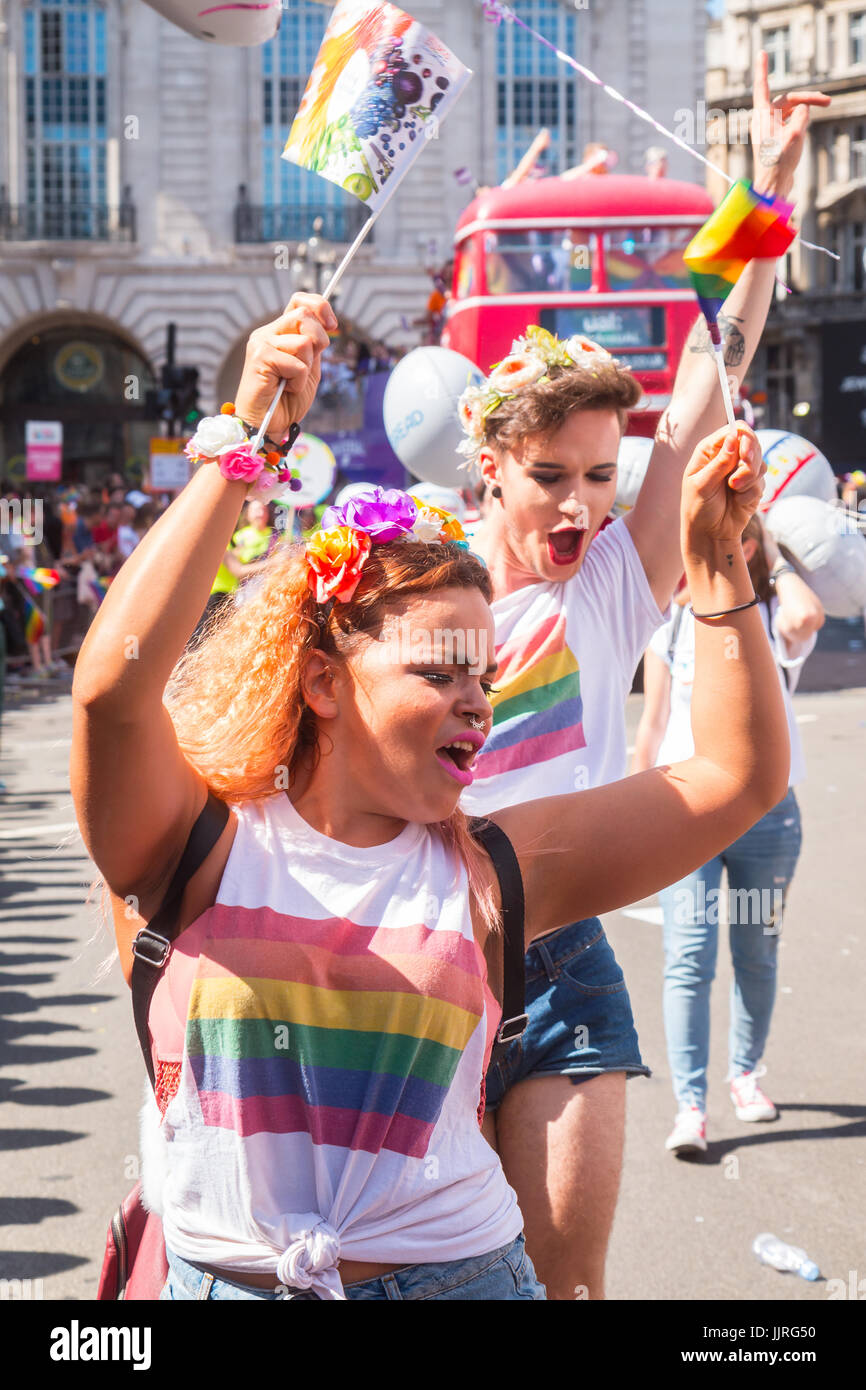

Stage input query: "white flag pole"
[
  {"left": 707, "top": 321, "right": 737, "bottom": 428},
  {"left": 251, "top": 173, "right": 405, "bottom": 455}
]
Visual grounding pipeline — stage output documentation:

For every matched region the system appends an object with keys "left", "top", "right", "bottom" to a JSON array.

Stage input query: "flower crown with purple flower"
[
  {"left": 306, "top": 486, "right": 470, "bottom": 605},
  {"left": 457, "top": 325, "right": 619, "bottom": 467}
]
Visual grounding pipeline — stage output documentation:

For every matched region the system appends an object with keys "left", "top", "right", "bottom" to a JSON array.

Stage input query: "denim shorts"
[
  {"left": 485, "top": 917, "right": 650, "bottom": 1111},
  {"left": 161, "top": 1234, "right": 545, "bottom": 1301}
]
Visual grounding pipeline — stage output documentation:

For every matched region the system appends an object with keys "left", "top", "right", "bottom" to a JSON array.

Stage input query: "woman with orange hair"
[{"left": 71, "top": 293, "right": 789, "bottom": 1301}]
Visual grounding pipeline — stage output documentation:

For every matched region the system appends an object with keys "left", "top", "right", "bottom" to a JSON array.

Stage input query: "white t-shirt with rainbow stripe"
[
  {"left": 462, "top": 518, "right": 667, "bottom": 815},
  {"left": 142, "top": 793, "right": 521, "bottom": 1299}
]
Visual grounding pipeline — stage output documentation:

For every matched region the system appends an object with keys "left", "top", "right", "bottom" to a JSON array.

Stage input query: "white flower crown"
[{"left": 457, "top": 325, "right": 620, "bottom": 466}]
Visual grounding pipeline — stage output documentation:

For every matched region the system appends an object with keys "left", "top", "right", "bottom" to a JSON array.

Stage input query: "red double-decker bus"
[{"left": 442, "top": 173, "right": 714, "bottom": 436}]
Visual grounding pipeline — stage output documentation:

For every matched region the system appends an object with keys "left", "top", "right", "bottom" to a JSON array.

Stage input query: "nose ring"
[{"left": 467, "top": 715, "right": 485, "bottom": 731}]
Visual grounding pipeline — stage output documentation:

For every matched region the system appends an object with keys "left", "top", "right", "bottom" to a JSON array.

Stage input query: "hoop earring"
[{"left": 491, "top": 485, "right": 502, "bottom": 499}]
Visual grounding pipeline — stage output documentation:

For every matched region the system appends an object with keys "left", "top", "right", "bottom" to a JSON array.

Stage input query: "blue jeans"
[
  {"left": 161, "top": 1234, "right": 545, "bottom": 1300},
  {"left": 658, "top": 788, "right": 802, "bottom": 1111},
  {"left": 485, "top": 917, "right": 650, "bottom": 1111}
]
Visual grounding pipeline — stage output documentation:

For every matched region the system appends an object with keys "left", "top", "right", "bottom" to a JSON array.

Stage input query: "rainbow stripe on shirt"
[
  {"left": 185, "top": 906, "right": 485, "bottom": 1159},
  {"left": 472, "top": 611, "right": 586, "bottom": 779}
]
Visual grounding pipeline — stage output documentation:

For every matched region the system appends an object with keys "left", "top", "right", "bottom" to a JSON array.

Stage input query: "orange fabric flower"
[
  {"left": 306, "top": 527, "right": 373, "bottom": 603},
  {"left": 409, "top": 498, "right": 466, "bottom": 544}
]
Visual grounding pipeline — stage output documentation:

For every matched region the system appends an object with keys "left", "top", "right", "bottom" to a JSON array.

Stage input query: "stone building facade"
[
  {"left": 0, "top": 0, "right": 709, "bottom": 482},
  {"left": 706, "top": 0, "right": 866, "bottom": 468}
]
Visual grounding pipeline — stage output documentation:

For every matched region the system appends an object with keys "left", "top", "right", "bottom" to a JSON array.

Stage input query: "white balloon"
[
  {"left": 765, "top": 495, "right": 866, "bottom": 619},
  {"left": 334, "top": 482, "right": 377, "bottom": 508},
  {"left": 757, "top": 429, "right": 838, "bottom": 512},
  {"left": 408, "top": 482, "right": 467, "bottom": 523},
  {"left": 383, "top": 346, "right": 484, "bottom": 488},
  {"left": 139, "top": 0, "right": 281, "bottom": 46},
  {"left": 611, "top": 435, "right": 654, "bottom": 518}
]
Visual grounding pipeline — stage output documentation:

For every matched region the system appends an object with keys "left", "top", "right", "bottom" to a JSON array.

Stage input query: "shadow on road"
[{"left": 683, "top": 1103, "right": 866, "bottom": 1164}]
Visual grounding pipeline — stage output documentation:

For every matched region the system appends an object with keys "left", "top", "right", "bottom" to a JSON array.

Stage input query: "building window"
[
  {"left": 826, "top": 222, "right": 841, "bottom": 290},
  {"left": 852, "top": 123, "right": 866, "bottom": 180},
  {"left": 22, "top": 0, "right": 107, "bottom": 237},
  {"left": 851, "top": 11, "right": 866, "bottom": 65},
  {"left": 765, "top": 341, "right": 797, "bottom": 424},
  {"left": 261, "top": 2, "right": 361, "bottom": 242},
  {"left": 764, "top": 27, "right": 791, "bottom": 81},
  {"left": 495, "top": 0, "right": 578, "bottom": 183},
  {"left": 853, "top": 221, "right": 866, "bottom": 293}
]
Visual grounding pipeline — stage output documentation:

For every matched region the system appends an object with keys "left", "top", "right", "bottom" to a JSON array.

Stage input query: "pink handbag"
[{"left": 97, "top": 1183, "right": 168, "bottom": 1300}]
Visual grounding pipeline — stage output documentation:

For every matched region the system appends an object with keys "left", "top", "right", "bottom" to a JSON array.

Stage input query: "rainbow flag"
[
  {"left": 284, "top": 0, "right": 471, "bottom": 212},
  {"left": 186, "top": 907, "right": 484, "bottom": 1156},
  {"left": 18, "top": 567, "right": 60, "bottom": 597},
  {"left": 22, "top": 595, "right": 45, "bottom": 644},
  {"left": 684, "top": 180, "right": 795, "bottom": 327},
  {"left": 89, "top": 575, "right": 111, "bottom": 607},
  {"left": 471, "top": 611, "right": 586, "bottom": 780}
]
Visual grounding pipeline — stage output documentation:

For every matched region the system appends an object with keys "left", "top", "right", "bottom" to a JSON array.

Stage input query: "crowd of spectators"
[{"left": 0, "top": 473, "right": 164, "bottom": 681}]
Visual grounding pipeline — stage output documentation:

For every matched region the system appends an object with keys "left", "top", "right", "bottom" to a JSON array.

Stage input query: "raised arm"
[
  {"left": 70, "top": 294, "right": 335, "bottom": 927},
  {"left": 494, "top": 426, "right": 790, "bottom": 942},
  {"left": 630, "top": 644, "right": 672, "bottom": 775},
  {"left": 760, "top": 519, "right": 825, "bottom": 658},
  {"left": 624, "top": 50, "right": 831, "bottom": 610}
]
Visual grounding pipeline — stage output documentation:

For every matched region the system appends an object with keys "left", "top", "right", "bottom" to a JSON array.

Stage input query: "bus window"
[
  {"left": 455, "top": 245, "right": 475, "bottom": 299},
  {"left": 604, "top": 226, "right": 693, "bottom": 292},
  {"left": 482, "top": 229, "right": 594, "bottom": 295},
  {"left": 539, "top": 305, "right": 668, "bottom": 375}
]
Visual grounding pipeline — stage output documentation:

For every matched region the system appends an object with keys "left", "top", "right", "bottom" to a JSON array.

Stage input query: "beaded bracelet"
[
  {"left": 690, "top": 595, "right": 759, "bottom": 620},
  {"left": 185, "top": 404, "right": 303, "bottom": 497}
]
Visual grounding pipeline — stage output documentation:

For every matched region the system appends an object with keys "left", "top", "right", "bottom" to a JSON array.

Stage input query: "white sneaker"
[
  {"left": 665, "top": 1106, "right": 707, "bottom": 1155},
  {"left": 730, "top": 1067, "right": 777, "bottom": 1122}
]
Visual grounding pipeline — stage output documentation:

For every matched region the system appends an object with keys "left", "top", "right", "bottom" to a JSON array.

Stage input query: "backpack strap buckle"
[
  {"left": 131, "top": 928, "right": 171, "bottom": 969},
  {"left": 496, "top": 1012, "right": 529, "bottom": 1045}
]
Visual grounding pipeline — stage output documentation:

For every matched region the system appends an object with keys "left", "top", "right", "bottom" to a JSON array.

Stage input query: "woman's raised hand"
[
  {"left": 234, "top": 293, "right": 338, "bottom": 439},
  {"left": 680, "top": 423, "right": 766, "bottom": 555}
]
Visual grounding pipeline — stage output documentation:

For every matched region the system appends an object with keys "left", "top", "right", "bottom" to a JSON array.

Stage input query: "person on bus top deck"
[
  {"left": 71, "top": 290, "right": 789, "bottom": 1301},
  {"left": 456, "top": 51, "right": 831, "bottom": 1301}
]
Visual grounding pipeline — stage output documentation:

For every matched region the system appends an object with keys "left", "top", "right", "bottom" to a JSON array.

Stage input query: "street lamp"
[{"left": 291, "top": 216, "right": 341, "bottom": 300}]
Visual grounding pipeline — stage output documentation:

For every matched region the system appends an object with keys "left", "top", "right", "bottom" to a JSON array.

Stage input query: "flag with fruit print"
[{"left": 283, "top": 0, "right": 472, "bottom": 212}]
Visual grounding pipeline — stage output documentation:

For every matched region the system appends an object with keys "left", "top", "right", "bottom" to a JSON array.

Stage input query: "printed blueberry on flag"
[
  {"left": 684, "top": 180, "right": 796, "bottom": 335},
  {"left": 283, "top": 0, "right": 472, "bottom": 211}
]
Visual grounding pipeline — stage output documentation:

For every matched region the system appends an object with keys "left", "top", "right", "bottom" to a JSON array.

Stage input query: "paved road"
[{"left": 1, "top": 662, "right": 864, "bottom": 1302}]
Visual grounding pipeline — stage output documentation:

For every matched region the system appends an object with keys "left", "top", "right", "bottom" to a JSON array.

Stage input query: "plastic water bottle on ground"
[{"left": 752, "top": 1233, "right": 820, "bottom": 1281}]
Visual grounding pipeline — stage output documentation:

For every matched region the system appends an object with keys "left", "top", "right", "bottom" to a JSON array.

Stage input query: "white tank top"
[{"left": 141, "top": 793, "right": 521, "bottom": 1298}]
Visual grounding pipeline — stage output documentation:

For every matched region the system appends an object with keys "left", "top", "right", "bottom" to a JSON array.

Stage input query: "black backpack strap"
[
  {"left": 130, "top": 791, "right": 230, "bottom": 1089},
  {"left": 469, "top": 816, "right": 528, "bottom": 1062}
]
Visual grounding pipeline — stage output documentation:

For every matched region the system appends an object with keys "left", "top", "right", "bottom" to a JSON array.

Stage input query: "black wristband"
[
  {"left": 237, "top": 419, "right": 302, "bottom": 455},
  {"left": 690, "top": 595, "right": 760, "bottom": 620},
  {"left": 771, "top": 563, "right": 797, "bottom": 582}
]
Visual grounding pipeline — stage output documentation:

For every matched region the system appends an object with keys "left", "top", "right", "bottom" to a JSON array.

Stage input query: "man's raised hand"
[{"left": 750, "top": 49, "right": 831, "bottom": 199}]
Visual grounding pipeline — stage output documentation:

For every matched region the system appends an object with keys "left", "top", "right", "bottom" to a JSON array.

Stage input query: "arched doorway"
[{"left": 0, "top": 319, "right": 158, "bottom": 487}]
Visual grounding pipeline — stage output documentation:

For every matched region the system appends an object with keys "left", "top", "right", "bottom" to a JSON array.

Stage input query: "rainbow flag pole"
[
  {"left": 250, "top": 0, "right": 472, "bottom": 454},
  {"left": 684, "top": 180, "right": 796, "bottom": 427}
]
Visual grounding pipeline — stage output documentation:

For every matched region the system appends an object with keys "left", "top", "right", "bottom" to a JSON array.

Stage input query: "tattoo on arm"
[
  {"left": 687, "top": 311, "right": 746, "bottom": 367},
  {"left": 758, "top": 137, "right": 782, "bottom": 168},
  {"left": 726, "top": 553, "right": 734, "bottom": 568}
]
